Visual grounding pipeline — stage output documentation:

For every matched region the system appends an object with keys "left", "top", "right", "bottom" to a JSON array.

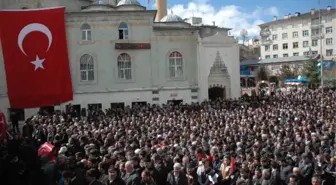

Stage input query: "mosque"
[{"left": 0, "top": 0, "right": 239, "bottom": 119}]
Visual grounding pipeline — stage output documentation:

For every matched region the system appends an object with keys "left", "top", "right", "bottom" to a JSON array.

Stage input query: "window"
[
  {"left": 283, "top": 54, "right": 288, "bottom": 58},
  {"left": 293, "top": 42, "right": 299, "bottom": 48},
  {"left": 272, "top": 34, "right": 278, "bottom": 40},
  {"left": 88, "top": 103, "right": 102, "bottom": 111},
  {"left": 326, "top": 49, "right": 333, "bottom": 56},
  {"left": 169, "top": 51, "right": 183, "bottom": 78},
  {"left": 312, "top": 51, "right": 318, "bottom": 55},
  {"left": 311, "top": 18, "right": 319, "bottom": 25},
  {"left": 265, "top": 55, "right": 271, "bottom": 59},
  {"left": 326, "top": 38, "right": 333, "bottom": 45},
  {"left": 273, "top": 54, "right": 278, "bottom": 58},
  {"left": 282, "top": 33, "right": 288, "bottom": 39},
  {"left": 302, "top": 30, "right": 309, "bottom": 37},
  {"left": 97, "top": 0, "right": 104, "bottom": 4},
  {"left": 117, "top": 53, "right": 132, "bottom": 80},
  {"left": 303, "top": 41, "right": 309, "bottom": 48},
  {"left": 118, "top": 23, "right": 128, "bottom": 40},
  {"left": 111, "top": 103, "right": 125, "bottom": 109},
  {"left": 312, "top": 40, "right": 318, "bottom": 46},
  {"left": 303, "top": 51, "right": 310, "bottom": 56},
  {"left": 283, "top": 43, "right": 288, "bottom": 50},
  {"left": 265, "top": 45, "right": 270, "bottom": 51},
  {"left": 312, "top": 29, "right": 319, "bottom": 36},
  {"left": 325, "top": 15, "right": 332, "bottom": 22},
  {"left": 292, "top": 31, "right": 298, "bottom": 38},
  {"left": 293, "top": 52, "right": 299, "bottom": 56},
  {"left": 273, "top": 44, "right": 278, "bottom": 50},
  {"left": 326, "top": 27, "right": 332, "bottom": 34},
  {"left": 81, "top": 23, "right": 92, "bottom": 41},
  {"left": 80, "top": 54, "right": 94, "bottom": 81},
  {"left": 8, "top": 108, "right": 25, "bottom": 121}
]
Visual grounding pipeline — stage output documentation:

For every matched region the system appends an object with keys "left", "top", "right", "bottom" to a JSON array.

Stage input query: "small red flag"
[
  {"left": 230, "top": 156, "right": 235, "bottom": 173},
  {"left": 0, "top": 112, "right": 8, "bottom": 141},
  {"left": 0, "top": 7, "right": 73, "bottom": 108}
]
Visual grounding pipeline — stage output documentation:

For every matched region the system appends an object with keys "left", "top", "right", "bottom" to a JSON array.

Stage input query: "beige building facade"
[{"left": 259, "top": 7, "right": 335, "bottom": 62}]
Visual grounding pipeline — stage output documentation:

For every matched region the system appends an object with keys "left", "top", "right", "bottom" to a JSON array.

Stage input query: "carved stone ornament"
[{"left": 209, "top": 51, "right": 229, "bottom": 75}]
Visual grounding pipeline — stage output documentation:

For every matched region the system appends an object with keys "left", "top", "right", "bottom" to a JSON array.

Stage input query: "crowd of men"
[{"left": 0, "top": 87, "right": 336, "bottom": 185}]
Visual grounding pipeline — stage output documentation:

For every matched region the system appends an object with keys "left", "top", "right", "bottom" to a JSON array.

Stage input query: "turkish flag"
[
  {"left": 0, "top": 7, "right": 73, "bottom": 108},
  {"left": 230, "top": 156, "right": 235, "bottom": 173},
  {"left": 38, "top": 142, "right": 56, "bottom": 161},
  {"left": 0, "top": 112, "right": 7, "bottom": 141}
]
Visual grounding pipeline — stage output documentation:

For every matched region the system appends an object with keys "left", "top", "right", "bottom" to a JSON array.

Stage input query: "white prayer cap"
[
  {"left": 173, "top": 163, "right": 182, "bottom": 169},
  {"left": 135, "top": 149, "right": 141, "bottom": 154},
  {"left": 58, "top": 146, "right": 67, "bottom": 154}
]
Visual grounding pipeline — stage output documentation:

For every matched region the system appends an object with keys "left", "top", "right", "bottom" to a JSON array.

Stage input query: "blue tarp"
[
  {"left": 240, "top": 65, "right": 252, "bottom": 75},
  {"left": 284, "top": 76, "right": 309, "bottom": 84},
  {"left": 317, "top": 60, "right": 335, "bottom": 70}
]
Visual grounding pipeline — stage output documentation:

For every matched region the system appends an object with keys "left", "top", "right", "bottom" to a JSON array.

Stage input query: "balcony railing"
[
  {"left": 310, "top": 23, "right": 324, "bottom": 29},
  {"left": 260, "top": 28, "right": 271, "bottom": 37},
  {"left": 311, "top": 33, "right": 324, "bottom": 39},
  {"left": 261, "top": 40, "right": 272, "bottom": 46}
]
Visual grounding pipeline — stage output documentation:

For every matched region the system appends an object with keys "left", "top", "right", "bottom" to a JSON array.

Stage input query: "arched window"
[
  {"left": 81, "top": 23, "right": 92, "bottom": 41},
  {"left": 169, "top": 51, "right": 183, "bottom": 78},
  {"left": 118, "top": 23, "right": 128, "bottom": 40},
  {"left": 80, "top": 54, "right": 94, "bottom": 81},
  {"left": 117, "top": 53, "right": 132, "bottom": 80}
]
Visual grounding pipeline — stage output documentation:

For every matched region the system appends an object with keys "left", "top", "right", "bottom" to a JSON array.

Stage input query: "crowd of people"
[{"left": 0, "top": 87, "right": 336, "bottom": 185}]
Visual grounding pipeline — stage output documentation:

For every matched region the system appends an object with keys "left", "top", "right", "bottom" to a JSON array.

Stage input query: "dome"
[
  {"left": 117, "top": 0, "right": 141, "bottom": 6},
  {"left": 160, "top": 14, "right": 183, "bottom": 22}
]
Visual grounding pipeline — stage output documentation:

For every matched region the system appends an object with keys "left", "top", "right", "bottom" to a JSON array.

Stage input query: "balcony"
[
  {"left": 261, "top": 40, "right": 273, "bottom": 46},
  {"left": 311, "top": 34, "right": 324, "bottom": 39},
  {"left": 310, "top": 23, "right": 324, "bottom": 29},
  {"left": 260, "top": 28, "right": 271, "bottom": 37}
]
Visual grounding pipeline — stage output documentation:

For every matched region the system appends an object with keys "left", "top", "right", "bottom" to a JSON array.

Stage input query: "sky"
[{"left": 138, "top": 0, "right": 335, "bottom": 38}]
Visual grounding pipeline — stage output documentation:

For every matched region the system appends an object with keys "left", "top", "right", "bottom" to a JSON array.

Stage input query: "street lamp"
[{"left": 318, "top": 0, "right": 324, "bottom": 87}]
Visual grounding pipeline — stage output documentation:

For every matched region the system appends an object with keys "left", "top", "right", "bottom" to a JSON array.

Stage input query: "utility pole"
[{"left": 318, "top": 0, "right": 323, "bottom": 87}]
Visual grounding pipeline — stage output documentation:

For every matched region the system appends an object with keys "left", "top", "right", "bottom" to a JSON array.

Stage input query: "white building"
[
  {"left": 0, "top": 0, "right": 240, "bottom": 120},
  {"left": 258, "top": 6, "right": 336, "bottom": 76}
]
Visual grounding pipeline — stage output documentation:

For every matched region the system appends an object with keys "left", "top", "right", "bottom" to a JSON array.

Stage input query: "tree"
[
  {"left": 277, "top": 64, "right": 299, "bottom": 81},
  {"left": 240, "top": 29, "right": 248, "bottom": 45},
  {"left": 256, "top": 66, "right": 269, "bottom": 81},
  {"left": 301, "top": 59, "right": 320, "bottom": 87}
]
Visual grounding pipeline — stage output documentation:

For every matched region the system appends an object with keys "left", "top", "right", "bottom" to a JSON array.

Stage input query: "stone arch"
[
  {"left": 209, "top": 84, "right": 224, "bottom": 88},
  {"left": 255, "top": 80, "right": 273, "bottom": 95},
  {"left": 208, "top": 84, "right": 226, "bottom": 100}
]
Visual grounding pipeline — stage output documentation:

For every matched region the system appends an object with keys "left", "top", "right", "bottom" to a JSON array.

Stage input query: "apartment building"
[
  {"left": 240, "top": 38, "right": 261, "bottom": 61},
  {"left": 258, "top": 6, "right": 336, "bottom": 76}
]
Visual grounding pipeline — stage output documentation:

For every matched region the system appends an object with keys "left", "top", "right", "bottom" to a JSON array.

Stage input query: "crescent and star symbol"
[{"left": 17, "top": 23, "right": 53, "bottom": 71}]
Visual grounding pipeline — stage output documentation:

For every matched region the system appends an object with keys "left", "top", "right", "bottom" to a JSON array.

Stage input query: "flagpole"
[{"left": 318, "top": 0, "right": 323, "bottom": 119}]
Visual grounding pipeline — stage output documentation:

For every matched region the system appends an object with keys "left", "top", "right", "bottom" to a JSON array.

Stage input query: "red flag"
[
  {"left": 0, "top": 7, "right": 73, "bottom": 108},
  {"left": 38, "top": 142, "right": 55, "bottom": 161},
  {"left": 230, "top": 156, "right": 235, "bottom": 173},
  {"left": 0, "top": 112, "right": 7, "bottom": 141}
]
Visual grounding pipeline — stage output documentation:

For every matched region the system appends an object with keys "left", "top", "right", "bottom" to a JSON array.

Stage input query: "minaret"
[{"left": 155, "top": 0, "right": 167, "bottom": 21}]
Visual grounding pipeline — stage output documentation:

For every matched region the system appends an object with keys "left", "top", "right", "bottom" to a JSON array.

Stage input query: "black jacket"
[{"left": 123, "top": 171, "right": 141, "bottom": 185}]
